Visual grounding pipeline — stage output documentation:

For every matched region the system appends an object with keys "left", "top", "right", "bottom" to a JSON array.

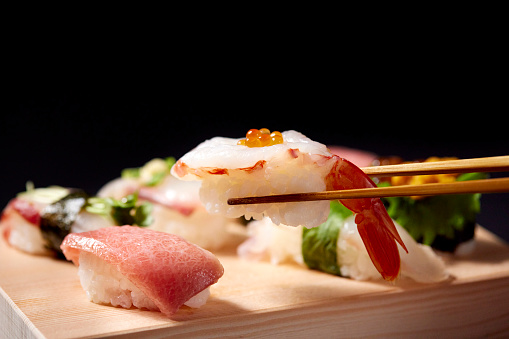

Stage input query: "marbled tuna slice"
[{"left": 61, "top": 226, "right": 224, "bottom": 317}]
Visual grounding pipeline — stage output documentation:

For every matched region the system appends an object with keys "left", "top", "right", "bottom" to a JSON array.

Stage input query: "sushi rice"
[{"left": 78, "top": 251, "right": 209, "bottom": 310}]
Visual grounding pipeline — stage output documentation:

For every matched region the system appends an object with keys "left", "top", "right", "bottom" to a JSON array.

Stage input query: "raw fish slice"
[
  {"left": 1, "top": 187, "right": 70, "bottom": 255},
  {"left": 61, "top": 226, "right": 224, "bottom": 317},
  {"left": 98, "top": 175, "right": 201, "bottom": 216},
  {"left": 1, "top": 200, "right": 49, "bottom": 254}
]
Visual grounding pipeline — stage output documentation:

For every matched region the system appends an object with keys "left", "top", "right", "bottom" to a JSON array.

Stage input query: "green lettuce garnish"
[
  {"left": 381, "top": 172, "right": 486, "bottom": 251},
  {"left": 302, "top": 201, "right": 353, "bottom": 276}
]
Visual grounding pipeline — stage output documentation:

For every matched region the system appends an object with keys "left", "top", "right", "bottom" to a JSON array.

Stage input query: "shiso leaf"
[
  {"left": 380, "top": 172, "right": 485, "bottom": 251},
  {"left": 302, "top": 201, "right": 353, "bottom": 276}
]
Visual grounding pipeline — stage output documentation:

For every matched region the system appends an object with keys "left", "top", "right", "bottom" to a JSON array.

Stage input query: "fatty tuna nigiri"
[{"left": 61, "top": 226, "right": 224, "bottom": 317}]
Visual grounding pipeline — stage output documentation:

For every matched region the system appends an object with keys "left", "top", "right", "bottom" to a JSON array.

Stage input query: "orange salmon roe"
[{"left": 237, "top": 128, "right": 284, "bottom": 147}]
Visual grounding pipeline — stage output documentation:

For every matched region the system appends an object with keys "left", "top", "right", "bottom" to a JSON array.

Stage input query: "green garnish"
[
  {"left": 121, "top": 157, "right": 176, "bottom": 186},
  {"left": 145, "top": 171, "right": 167, "bottom": 186},
  {"left": 302, "top": 201, "right": 353, "bottom": 276},
  {"left": 121, "top": 167, "right": 140, "bottom": 179},
  {"left": 164, "top": 156, "right": 176, "bottom": 169},
  {"left": 17, "top": 184, "right": 69, "bottom": 204},
  {"left": 381, "top": 172, "right": 486, "bottom": 251},
  {"left": 86, "top": 192, "right": 153, "bottom": 227}
]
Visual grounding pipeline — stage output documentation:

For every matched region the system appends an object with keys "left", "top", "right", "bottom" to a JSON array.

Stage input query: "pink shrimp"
[{"left": 326, "top": 156, "right": 408, "bottom": 281}]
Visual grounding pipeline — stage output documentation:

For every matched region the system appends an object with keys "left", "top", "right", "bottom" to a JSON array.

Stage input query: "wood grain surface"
[{"left": 1, "top": 226, "right": 509, "bottom": 338}]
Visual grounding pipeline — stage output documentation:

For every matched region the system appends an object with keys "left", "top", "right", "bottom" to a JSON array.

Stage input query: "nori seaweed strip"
[{"left": 40, "top": 190, "right": 89, "bottom": 255}]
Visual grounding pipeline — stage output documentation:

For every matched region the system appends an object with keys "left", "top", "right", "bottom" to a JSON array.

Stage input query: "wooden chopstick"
[
  {"left": 227, "top": 156, "right": 509, "bottom": 206},
  {"left": 227, "top": 178, "right": 509, "bottom": 205},
  {"left": 361, "top": 155, "right": 509, "bottom": 177}
]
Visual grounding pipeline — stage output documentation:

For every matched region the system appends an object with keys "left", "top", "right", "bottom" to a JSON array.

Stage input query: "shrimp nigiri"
[{"left": 172, "top": 129, "right": 407, "bottom": 281}]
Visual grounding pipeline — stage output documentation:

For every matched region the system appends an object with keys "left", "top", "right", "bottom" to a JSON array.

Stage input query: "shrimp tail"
[
  {"left": 326, "top": 156, "right": 407, "bottom": 281},
  {"left": 356, "top": 200, "right": 406, "bottom": 281}
]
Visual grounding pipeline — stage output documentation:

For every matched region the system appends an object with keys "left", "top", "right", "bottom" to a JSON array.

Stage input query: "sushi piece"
[
  {"left": 60, "top": 226, "right": 224, "bottom": 317},
  {"left": 1, "top": 185, "right": 69, "bottom": 254},
  {"left": 172, "top": 129, "right": 407, "bottom": 281},
  {"left": 171, "top": 129, "right": 333, "bottom": 227},
  {"left": 238, "top": 201, "right": 448, "bottom": 284},
  {"left": 97, "top": 157, "right": 231, "bottom": 251},
  {"left": 0, "top": 184, "right": 152, "bottom": 256}
]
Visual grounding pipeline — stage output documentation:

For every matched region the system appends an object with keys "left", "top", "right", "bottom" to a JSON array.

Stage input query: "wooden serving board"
[{"left": 1, "top": 226, "right": 509, "bottom": 338}]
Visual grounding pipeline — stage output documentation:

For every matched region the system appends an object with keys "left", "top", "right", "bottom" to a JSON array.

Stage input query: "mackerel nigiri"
[{"left": 61, "top": 226, "right": 224, "bottom": 317}]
